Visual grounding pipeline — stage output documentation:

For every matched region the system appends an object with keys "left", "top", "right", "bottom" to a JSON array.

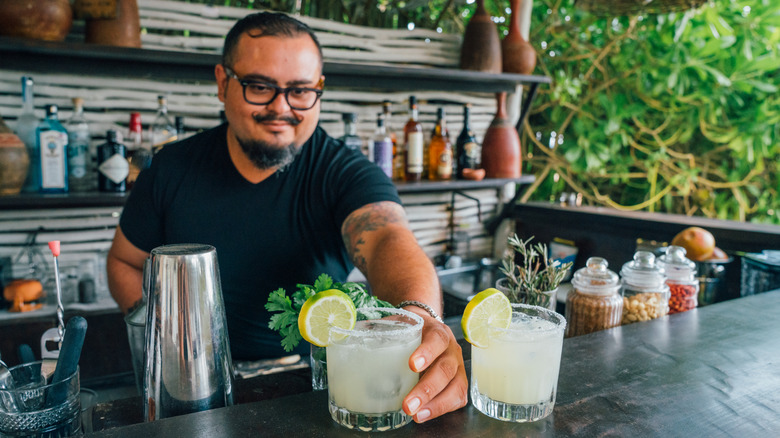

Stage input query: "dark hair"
[{"left": 222, "top": 12, "right": 323, "bottom": 70}]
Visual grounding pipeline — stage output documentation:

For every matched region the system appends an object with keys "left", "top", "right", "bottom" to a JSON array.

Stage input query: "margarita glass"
[
  {"left": 326, "top": 307, "right": 423, "bottom": 431},
  {"left": 471, "top": 303, "right": 566, "bottom": 422}
]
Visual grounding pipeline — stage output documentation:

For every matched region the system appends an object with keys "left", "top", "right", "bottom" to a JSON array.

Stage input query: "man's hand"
[
  {"left": 402, "top": 313, "right": 468, "bottom": 423},
  {"left": 341, "top": 201, "right": 468, "bottom": 421}
]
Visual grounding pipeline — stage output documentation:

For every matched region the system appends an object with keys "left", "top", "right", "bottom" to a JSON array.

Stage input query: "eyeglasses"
[{"left": 224, "top": 67, "right": 323, "bottom": 110}]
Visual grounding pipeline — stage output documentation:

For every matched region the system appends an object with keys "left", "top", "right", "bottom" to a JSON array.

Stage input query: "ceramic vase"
[
  {"left": 85, "top": 0, "right": 142, "bottom": 48},
  {"left": 0, "top": 0, "right": 73, "bottom": 42},
  {"left": 459, "top": 0, "right": 502, "bottom": 73},
  {"left": 480, "top": 93, "right": 521, "bottom": 179},
  {"left": 0, "top": 119, "right": 30, "bottom": 196},
  {"left": 502, "top": 0, "right": 537, "bottom": 75}
]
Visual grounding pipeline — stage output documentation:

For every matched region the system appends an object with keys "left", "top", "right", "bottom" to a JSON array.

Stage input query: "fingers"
[
  {"left": 409, "top": 369, "right": 469, "bottom": 422},
  {"left": 408, "top": 318, "right": 451, "bottom": 373},
  {"left": 403, "top": 321, "right": 469, "bottom": 423}
]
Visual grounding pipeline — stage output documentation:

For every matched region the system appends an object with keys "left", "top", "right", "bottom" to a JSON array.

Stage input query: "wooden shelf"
[
  {"left": 395, "top": 176, "right": 534, "bottom": 194},
  {"left": 0, "top": 192, "right": 129, "bottom": 210},
  {"left": 0, "top": 177, "right": 534, "bottom": 209},
  {"left": 0, "top": 36, "right": 550, "bottom": 92},
  {"left": 0, "top": 37, "right": 544, "bottom": 210}
]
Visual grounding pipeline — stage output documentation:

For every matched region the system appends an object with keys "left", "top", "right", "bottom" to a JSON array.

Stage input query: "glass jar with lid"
[
  {"left": 565, "top": 257, "right": 623, "bottom": 338},
  {"left": 620, "top": 251, "right": 670, "bottom": 325},
  {"left": 658, "top": 245, "right": 699, "bottom": 314}
]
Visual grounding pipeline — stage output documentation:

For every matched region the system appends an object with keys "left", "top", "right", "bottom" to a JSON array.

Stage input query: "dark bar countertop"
[{"left": 87, "top": 290, "right": 780, "bottom": 437}]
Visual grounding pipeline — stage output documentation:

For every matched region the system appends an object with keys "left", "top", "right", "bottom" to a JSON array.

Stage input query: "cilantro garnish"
[{"left": 265, "top": 273, "right": 393, "bottom": 352}]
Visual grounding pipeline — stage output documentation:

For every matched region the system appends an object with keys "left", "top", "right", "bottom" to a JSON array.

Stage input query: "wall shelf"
[
  {"left": 395, "top": 176, "right": 534, "bottom": 194},
  {"left": 0, "top": 37, "right": 551, "bottom": 93},
  {"left": 1, "top": 37, "right": 545, "bottom": 209},
  {"left": 0, "top": 176, "right": 535, "bottom": 209}
]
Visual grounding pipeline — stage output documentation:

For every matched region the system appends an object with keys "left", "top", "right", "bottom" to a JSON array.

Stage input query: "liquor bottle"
[
  {"left": 175, "top": 116, "right": 185, "bottom": 140},
  {"left": 65, "top": 98, "right": 91, "bottom": 192},
  {"left": 383, "top": 101, "right": 403, "bottom": 180},
  {"left": 403, "top": 96, "right": 424, "bottom": 182},
  {"left": 127, "top": 112, "right": 152, "bottom": 189},
  {"left": 149, "top": 95, "right": 177, "bottom": 153},
  {"left": 340, "top": 113, "right": 363, "bottom": 153},
  {"left": 372, "top": 113, "right": 393, "bottom": 178},
  {"left": 456, "top": 103, "right": 480, "bottom": 179},
  {"left": 17, "top": 77, "right": 40, "bottom": 193},
  {"left": 36, "top": 105, "right": 69, "bottom": 193},
  {"left": 428, "top": 107, "right": 453, "bottom": 181},
  {"left": 98, "top": 130, "right": 129, "bottom": 192}
]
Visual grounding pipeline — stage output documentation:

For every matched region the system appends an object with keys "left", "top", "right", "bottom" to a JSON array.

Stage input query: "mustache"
[{"left": 252, "top": 113, "right": 301, "bottom": 126}]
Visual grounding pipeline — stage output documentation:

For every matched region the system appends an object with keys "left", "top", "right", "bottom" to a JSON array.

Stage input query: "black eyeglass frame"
[{"left": 223, "top": 67, "right": 323, "bottom": 110}]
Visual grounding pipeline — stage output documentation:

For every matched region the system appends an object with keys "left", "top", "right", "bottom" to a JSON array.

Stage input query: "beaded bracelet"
[{"left": 397, "top": 300, "right": 444, "bottom": 323}]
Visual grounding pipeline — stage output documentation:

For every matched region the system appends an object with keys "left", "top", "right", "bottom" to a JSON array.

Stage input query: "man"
[{"left": 107, "top": 12, "right": 467, "bottom": 423}]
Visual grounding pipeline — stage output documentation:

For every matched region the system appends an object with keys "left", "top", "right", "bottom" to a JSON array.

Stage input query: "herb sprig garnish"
[{"left": 265, "top": 273, "right": 393, "bottom": 352}]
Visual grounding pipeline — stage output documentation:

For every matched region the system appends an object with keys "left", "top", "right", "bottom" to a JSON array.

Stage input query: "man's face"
[{"left": 216, "top": 33, "right": 323, "bottom": 169}]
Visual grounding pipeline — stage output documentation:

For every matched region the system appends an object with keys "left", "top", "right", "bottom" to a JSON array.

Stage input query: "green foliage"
[
  {"left": 522, "top": 0, "right": 779, "bottom": 224},
  {"left": 188, "top": 0, "right": 779, "bottom": 224},
  {"left": 265, "top": 273, "right": 393, "bottom": 351},
  {"left": 499, "top": 234, "right": 573, "bottom": 307}
]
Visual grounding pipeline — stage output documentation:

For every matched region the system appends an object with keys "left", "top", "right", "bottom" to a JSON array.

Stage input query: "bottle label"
[
  {"left": 461, "top": 141, "right": 480, "bottom": 170},
  {"left": 437, "top": 150, "right": 453, "bottom": 179},
  {"left": 464, "top": 142, "right": 480, "bottom": 160},
  {"left": 68, "top": 143, "right": 88, "bottom": 178},
  {"left": 39, "top": 130, "right": 68, "bottom": 189},
  {"left": 373, "top": 139, "right": 393, "bottom": 178},
  {"left": 406, "top": 132, "right": 424, "bottom": 174},
  {"left": 99, "top": 153, "right": 130, "bottom": 184}
]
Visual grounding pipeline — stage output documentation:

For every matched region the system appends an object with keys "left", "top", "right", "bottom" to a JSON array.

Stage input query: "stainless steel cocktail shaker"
[{"left": 143, "top": 244, "right": 234, "bottom": 421}]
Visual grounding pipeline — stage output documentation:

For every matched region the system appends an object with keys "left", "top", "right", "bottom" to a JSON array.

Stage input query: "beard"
[
  {"left": 236, "top": 136, "right": 301, "bottom": 171},
  {"left": 235, "top": 113, "right": 303, "bottom": 170}
]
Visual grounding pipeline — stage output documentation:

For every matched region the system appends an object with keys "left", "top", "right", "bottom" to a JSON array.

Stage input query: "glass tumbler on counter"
[
  {"left": 495, "top": 277, "right": 557, "bottom": 311},
  {"left": 0, "top": 362, "right": 81, "bottom": 438},
  {"left": 471, "top": 303, "right": 566, "bottom": 423},
  {"left": 326, "top": 307, "right": 423, "bottom": 432},
  {"left": 309, "top": 344, "right": 327, "bottom": 391}
]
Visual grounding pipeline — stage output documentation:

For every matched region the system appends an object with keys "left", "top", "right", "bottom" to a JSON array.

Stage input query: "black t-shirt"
[{"left": 120, "top": 124, "right": 400, "bottom": 360}]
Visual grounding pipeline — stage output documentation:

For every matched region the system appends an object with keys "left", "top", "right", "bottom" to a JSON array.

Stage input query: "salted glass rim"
[
  {"left": 329, "top": 307, "right": 424, "bottom": 338},
  {"left": 489, "top": 303, "right": 567, "bottom": 336}
]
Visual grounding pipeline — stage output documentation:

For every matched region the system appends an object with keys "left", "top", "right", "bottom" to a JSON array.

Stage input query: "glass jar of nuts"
[
  {"left": 658, "top": 246, "right": 699, "bottom": 314},
  {"left": 620, "top": 251, "right": 670, "bottom": 325},
  {"left": 565, "top": 257, "right": 622, "bottom": 338}
]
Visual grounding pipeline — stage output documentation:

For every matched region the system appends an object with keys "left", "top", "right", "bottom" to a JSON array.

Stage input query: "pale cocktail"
[
  {"left": 471, "top": 303, "right": 566, "bottom": 422},
  {"left": 327, "top": 307, "right": 423, "bottom": 431}
]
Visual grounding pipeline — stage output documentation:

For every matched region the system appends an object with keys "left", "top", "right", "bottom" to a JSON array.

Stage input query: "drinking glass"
[
  {"left": 309, "top": 344, "right": 327, "bottom": 390},
  {"left": 326, "top": 307, "right": 423, "bottom": 432},
  {"left": 0, "top": 361, "right": 81, "bottom": 437},
  {"left": 471, "top": 303, "right": 566, "bottom": 422},
  {"left": 495, "top": 278, "right": 557, "bottom": 310}
]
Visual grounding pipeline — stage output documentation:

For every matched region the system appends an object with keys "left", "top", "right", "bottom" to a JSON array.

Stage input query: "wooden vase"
[
  {"left": 459, "top": 0, "right": 502, "bottom": 73},
  {"left": 85, "top": 0, "right": 141, "bottom": 48},
  {"left": 502, "top": 0, "right": 537, "bottom": 75},
  {"left": 0, "top": 0, "right": 73, "bottom": 42},
  {"left": 0, "top": 119, "right": 30, "bottom": 196},
  {"left": 480, "top": 93, "right": 521, "bottom": 179}
]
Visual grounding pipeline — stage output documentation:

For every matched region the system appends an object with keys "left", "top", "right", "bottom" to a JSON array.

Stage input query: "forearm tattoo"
[{"left": 342, "top": 202, "right": 406, "bottom": 273}]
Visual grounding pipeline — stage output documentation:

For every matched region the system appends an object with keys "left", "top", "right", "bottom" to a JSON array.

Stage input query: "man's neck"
[{"left": 225, "top": 130, "right": 278, "bottom": 184}]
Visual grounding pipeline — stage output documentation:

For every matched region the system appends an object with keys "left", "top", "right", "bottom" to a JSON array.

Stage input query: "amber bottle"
[{"left": 428, "top": 108, "right": 453, "bottom": 180}]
